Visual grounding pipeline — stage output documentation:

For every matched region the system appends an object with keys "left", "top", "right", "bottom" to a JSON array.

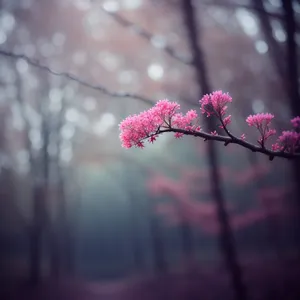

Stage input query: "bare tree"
[
  {"left": 254, "top": 0, "right": 285, "bottom": 81},
  {"left": 281, "top": 0, "right": 300, "bottom": 253},
  {"left": 14, "top": 66, "right": 46, "bottom": 284},
  {"left": 180, "top": 1, "right": 247, "bottom": 300}
]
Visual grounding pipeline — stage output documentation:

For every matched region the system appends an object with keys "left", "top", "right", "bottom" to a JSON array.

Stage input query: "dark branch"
[
  {"left": 0, "top": 49, "right": 155, "bottom": 106},
  {"left": 101, "top": 8, "right": 192, "bottom": 65},
  {"left": 200, "top": 0, "right": 283, "bottom": 20},
  {"left": 200, "top": 0, "right": 300, "bottom": 32},
  {"left": 148, "top": 127, "right": 299, "bottom": 160}
]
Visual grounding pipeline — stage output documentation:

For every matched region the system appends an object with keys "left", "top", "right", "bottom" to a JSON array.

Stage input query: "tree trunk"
[
  {"left": 180, "top": 223, "right": 194, "bottom": 261},
  {"left": 179, "top": 212, "right": 194, "bottom": 271},
  {"left": 14, "top": 65, "right": 45, "bottom": 285},
  {"left": 281, "top": 0, "right": 300, "bottom": 252},
  {"left": 181, "top": 1, "right": 247, "bottom": 299},
  {"left": 255, "top": 0, "right": 285, "bottom": 81},
  {"left": 247, "top": 152, "right": 284, "bottom": 261},
  {"left": 49, "top": 228, "right": 60, "bottom": 278},
  {"left": 148, "top": 197, "right": 167, "bottom": 273},
  {"left": 57, "top": 174, "right": 74, "bottom": 276},
  {"left": 129, "top": 192, "right": 144, "bottom": 270},
  {"left": 29, "top": 184, "right": 44, "bottom": 285}
]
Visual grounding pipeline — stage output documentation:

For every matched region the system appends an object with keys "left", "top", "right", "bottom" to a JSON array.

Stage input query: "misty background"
[{"left": 0, "top": 0, "right": 300, "bottom": 299}]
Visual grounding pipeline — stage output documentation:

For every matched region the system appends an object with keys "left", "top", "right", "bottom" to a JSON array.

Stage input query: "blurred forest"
[{"left": 0, "top": 0, "right": 300, "bottom": 299}]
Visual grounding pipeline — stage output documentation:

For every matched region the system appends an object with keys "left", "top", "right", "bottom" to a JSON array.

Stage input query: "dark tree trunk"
[
  {"left": 29, "top": 185, "right": 44, "bottom": 285},
  {"left": 247, "top": 152, "right": 284, "bottom": 261},
  {"left": 281, "top": 0, "right": 300, "bottom": 251},
  {"left": 151, "top": 217, "right": 166, "bottom": 272},
  {"left": 58, "top": 174, "right": 74, "bottom": 276},
  {"left": 148, "top": 197, "right": 167, "bottom": 273},
  {"left": 15, "top": 66, "right": 45, "bottom": 285},
  {"left": 256, "top": 0, "right": 300, "bottom": 201},
  {"left": 178, "top": 205, "right": 195, "bottom": 269},
  {"left": 129, "top": 193, "right": 144, "bottom": 270},
  {"left": 255, "top": 0, "right": 285, "bottom": 81},
  {"left": 180, "top": 223, "right": 194, "bottom": 261},
  {"left": 181, "top": 1, "right": 247, "bottom": 300},
  {"left": 49, "top": 228, "right": 60, "bottom": 278},
  {"left": 281, "top": 0, "right": 300, "bottom": 130}
]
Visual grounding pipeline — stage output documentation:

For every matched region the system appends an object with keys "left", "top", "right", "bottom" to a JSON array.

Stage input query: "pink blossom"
[
  {"left": 264, "top": 129, "right": 276, "bottom": 139},
  {"left": 246, "top": 113, "right": 274, "bottom": 127},
  {"left": 246, "top": 113, "right": 276, "bottom": 145},
  {"left": 277, "top": 130, "right": 300, "bottom": 153},
  {"left": 291, "top": 116, "right": 300, "bottom": 129},
  {"left": 185, "top": 109, "right": 198, "bottom": 121},
  {"left": 223, "top": 115, "right": 231, "bottom": 126},
  {"left": 271, "top": 143, "right": 282, "bottom": 151},
  {"left": 173, "top": 109, "right": 198, "bottom": 129},
  {"left": 278, "top": 131, "right": 299, "bottom": 143},
  {"left": 220, "top": 115, "right": 231, "bottom": 128},
  {"left": 200, "top": 90, "right": 232, "bottom": 117},
  {"left": 155, "top": 99, "right": 180, "bottom": 117},
  {"left": 136, "top": 141, "right": 144, "bottom": 148},
  {"left": 119, "top": 99, "right": 198, "bottom": 148},
  {"left": 120, "top": 91, "right": 300, "bottom": 157},
  {"left": 174, "top": 132, "right": 184, "bottom": 139},
  {"left": 149, "top": 135, "right": 157, "bottom": 143}
]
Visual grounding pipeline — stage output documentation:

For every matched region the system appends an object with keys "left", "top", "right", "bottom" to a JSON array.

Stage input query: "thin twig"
[
  {"left": 0, "top": 49, "right": 155, "bottom": 106},
  {"left": 200, "top": 0, "right": 283, "bottom": 20},
  {"left": 200, "top": 0, "right": 300, "bottom": 31},
  {"left": 101, "top": 7, "right": 192, "bottom": 65}
]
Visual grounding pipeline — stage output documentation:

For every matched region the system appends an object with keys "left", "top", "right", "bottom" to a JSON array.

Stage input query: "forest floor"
[{"left": 1, "top": 256, "right": 300, "bottom": 300}]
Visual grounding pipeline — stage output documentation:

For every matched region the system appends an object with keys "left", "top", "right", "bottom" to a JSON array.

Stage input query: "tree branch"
[
  {"left": 153, "top": 128, "right": 299, "bottom": 160},
  {"left": 200, "top": 0, "right": 283, "bottom": 20},
  {"left": 200, "top": 0, "right": 300, "bottom": 32},
  {"left": 0, "top": 49, "right": 155, "bottom": 106},
  {"left": 101, "top": 7, "right": 192, "bottom": 65}
]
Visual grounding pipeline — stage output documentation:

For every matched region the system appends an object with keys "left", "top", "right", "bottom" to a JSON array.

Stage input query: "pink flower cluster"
[
  {"left": 119, "top": 91, "right": 300, "bottom": 156},
  {"left": 246, "top": 113, "right": 276, "bottom": 146},
  {"left": 271, "top": 118, "right": 300, "bottom": 153},
  {"left": 119, "top": 99, "right": 198, "bottom": 148},
  {"left": 200, "top": 90, "right": 232, "bottom": 128},
  {"left": 291, "top": 116, "right": 300, "bottom": 129}
]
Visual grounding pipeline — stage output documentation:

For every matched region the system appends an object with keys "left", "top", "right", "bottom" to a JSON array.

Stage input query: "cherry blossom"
[{"left": 119, "top": 91, "right": 300, "bottom": 159}]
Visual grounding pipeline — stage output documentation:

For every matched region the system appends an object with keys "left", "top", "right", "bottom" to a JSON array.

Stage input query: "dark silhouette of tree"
[
  {"left": 125, "top": 176, "right": 145, "bottom": 272},
  {"left": 148, "top": 195, "right": 167, "bottom": 273},
  {"left": 281, "top": 0, "right": 300, "bottom": 188},
  {"left": 254, "top": 0, "right": 285, "bottom": 81},
  {"left": 180, "top": 1, "right": 247, "bottom": 300},
  {"left": 14, "top": 66, "right": 45, "bottom": 285},
  {"left": 252, "top": 0, "right": 300, "bottom": 249}
]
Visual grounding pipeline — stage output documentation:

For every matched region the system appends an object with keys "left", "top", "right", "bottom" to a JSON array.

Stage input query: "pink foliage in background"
[
  {"left": 147, "top": 174, "right": 234, "bottom": 229},
  {"left": 147, "top": 167, "right": 292, "bottom": 235},
  {"left": 257, "top": 186, "right": 293, "bottom": 214},
  {"left": 179, "top": 163, "right": 271, "bottom": 186},
  {"left": 154, "top": 201, "right": 287, "bottom": 235},
  {"left": 233, "top": 164, "right": 271, "bottom": 185}
]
